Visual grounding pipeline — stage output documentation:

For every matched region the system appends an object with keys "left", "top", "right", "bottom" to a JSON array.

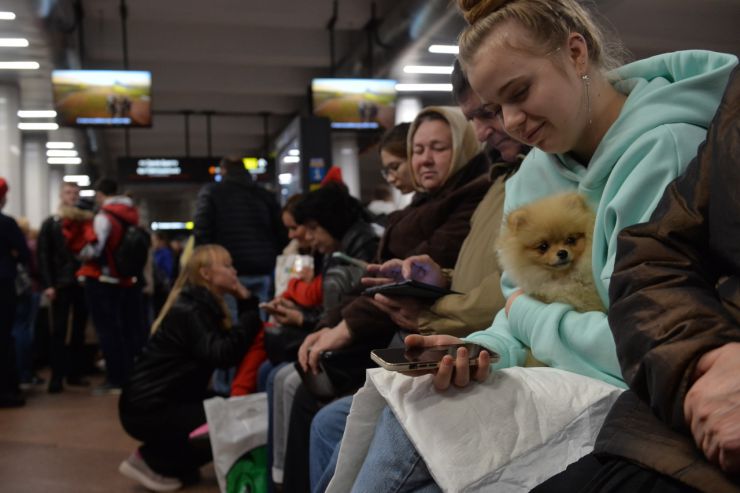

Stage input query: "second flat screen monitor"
[{"left": 311, "top": 78, "right": 396, "bottom": 130}]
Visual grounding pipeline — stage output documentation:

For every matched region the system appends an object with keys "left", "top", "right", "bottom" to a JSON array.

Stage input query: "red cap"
[
  {"left": 320, "top": 166, "right": 343, "bottom": 187},
  {"left": 0, "top": 177, "right": 8, "bottom": 201}
]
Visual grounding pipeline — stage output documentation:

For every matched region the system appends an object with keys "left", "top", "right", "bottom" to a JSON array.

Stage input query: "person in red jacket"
[{"left": 78, "top": 178, "right": 145, "bottom": 395}]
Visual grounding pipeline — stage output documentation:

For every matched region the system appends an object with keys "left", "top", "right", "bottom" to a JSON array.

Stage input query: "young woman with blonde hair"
[{"left": 118, "top": 244, "right": 261, "bottom": 491}]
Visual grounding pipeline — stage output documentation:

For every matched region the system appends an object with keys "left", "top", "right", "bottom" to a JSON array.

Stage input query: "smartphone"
[
  {"left": 370, "top": 343, "right": 497, "bottom": 372},
  {"left": 331, "top": 251, "right": 369, "bottom": 269},
  {"left": 363, "top": 279, "right": 459, "bottom": 300}
]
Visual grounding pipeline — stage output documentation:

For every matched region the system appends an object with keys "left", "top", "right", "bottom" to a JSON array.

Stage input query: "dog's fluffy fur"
[{"left": 497, "top": 192, "right": 605, "bottom": 313}]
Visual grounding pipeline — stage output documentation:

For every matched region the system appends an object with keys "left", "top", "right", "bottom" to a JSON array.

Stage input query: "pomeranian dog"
[{"left": 496, "top": 192, "right": 605, "bottom": 313}]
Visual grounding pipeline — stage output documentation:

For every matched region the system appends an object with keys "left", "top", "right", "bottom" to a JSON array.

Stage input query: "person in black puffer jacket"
[
  {"left": 193, "top": 155, "right": 287, "bottom": 304},
  {"left": 118, "top": 244, "right": 262, "bottom": 491}
]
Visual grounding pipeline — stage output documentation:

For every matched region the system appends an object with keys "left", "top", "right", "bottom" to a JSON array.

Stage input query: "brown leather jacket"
[{"left": 597, "top": 67, "right": 740, "bottom": 492}]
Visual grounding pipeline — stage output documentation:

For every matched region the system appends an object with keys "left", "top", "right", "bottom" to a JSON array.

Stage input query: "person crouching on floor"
[{"left": 118, "top": 244, "right": 261, "bottom": 491}]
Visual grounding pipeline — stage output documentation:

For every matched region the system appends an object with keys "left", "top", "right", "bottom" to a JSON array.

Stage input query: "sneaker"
[
  {"left": 48, "top": 378, "right": 63, "bottom": 394},
  {"left": 118, "top": 451, "right": 182, "bottom": 491},
  {"left": 0, "top": 393, "right": 26, "bottom": 408},
  {"left": 66, "top": 377, "right": 91, "bottom": 387},
  {"left": 91, "top": 382, "right": 122, "bottom": 396}
]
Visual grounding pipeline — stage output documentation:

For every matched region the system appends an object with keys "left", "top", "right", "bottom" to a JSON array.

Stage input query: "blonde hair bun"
[{"left": 458, "top": 0, "right": 512, "bottom": 24}]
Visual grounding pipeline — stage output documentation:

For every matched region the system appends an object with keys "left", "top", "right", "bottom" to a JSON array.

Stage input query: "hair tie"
[{"left": 459, "top": 0, "right": 512, "bottom": 24}]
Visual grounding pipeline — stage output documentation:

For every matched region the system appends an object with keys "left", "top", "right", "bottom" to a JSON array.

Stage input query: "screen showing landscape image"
[
  {"left": 312, "top": 78, "right": 396, "bottom": 130},
  {"left": 52, "top": 70, "right": 152, "bottom": 127}
]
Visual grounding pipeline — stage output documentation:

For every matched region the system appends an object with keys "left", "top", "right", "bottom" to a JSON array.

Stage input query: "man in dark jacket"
[
  {"left": 37, "top": 181, "right": 89, "bottom": 393},
  {"left": 533, "top": 68, "right": 740, "bottom": 493},
  {"left": 193, "top": 156, "right": 287, "bottom": 308},
  {"left": 0, "top": 178, "right": 30, "bottom": 408}
]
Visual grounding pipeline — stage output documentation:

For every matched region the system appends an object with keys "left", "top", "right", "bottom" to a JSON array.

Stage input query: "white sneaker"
[{"left": 118, "top": 451, "right": 182, "bottom": 492}]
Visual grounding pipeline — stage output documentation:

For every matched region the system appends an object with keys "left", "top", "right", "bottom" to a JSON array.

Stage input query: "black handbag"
[
  {"left": 294, "top": 344, "right": 377, "bottom": 402},
  {"left": 263, "top": 324, "right": 309, "bottom": 364}
]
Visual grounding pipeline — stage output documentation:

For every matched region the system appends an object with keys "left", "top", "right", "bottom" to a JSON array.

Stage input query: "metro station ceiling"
[{"left": 6, "top": 0, "right": 740, "bottom": 168}]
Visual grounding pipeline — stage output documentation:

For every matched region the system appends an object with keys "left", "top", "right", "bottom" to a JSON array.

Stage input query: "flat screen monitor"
[
  {"left": 311, "top": 78, "right": 396, "bottom": 130},
  {"left": 52, "top": 70, "right": 152, "bottom": 127}
]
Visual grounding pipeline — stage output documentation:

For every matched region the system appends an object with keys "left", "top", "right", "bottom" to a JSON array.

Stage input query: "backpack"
[{"left": 106, "top": 212, "right": 151, "bottom": 278}]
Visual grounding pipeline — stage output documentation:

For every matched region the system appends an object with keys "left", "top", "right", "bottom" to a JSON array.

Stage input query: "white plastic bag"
[
  {"left": 328, "top": 367, "right": 623, "bottom": 493},
  {"left": 204, "top": 392, "right": 269, "bottom": 493}
]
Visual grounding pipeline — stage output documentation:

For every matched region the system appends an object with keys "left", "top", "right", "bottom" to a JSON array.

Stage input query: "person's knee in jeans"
[
  {"left": 310, "top": 395, "right": 352, "bottom": 490},
  {"left": 351, "top": 406, "right": 440, "bottom": 493}
]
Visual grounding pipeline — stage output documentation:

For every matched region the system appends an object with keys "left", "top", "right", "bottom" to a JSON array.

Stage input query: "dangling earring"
[{"left": 582, "top": 74, "right": 593, "bottom": 126}]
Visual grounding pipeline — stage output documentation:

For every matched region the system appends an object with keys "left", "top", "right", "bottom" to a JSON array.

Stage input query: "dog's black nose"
[{"left": 557, "top": 250, "right": 569, "bottom": 260}]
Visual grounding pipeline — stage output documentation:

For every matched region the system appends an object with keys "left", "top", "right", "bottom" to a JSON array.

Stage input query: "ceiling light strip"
[
  {"left": 403, "top": 65, "right": 453, "bottom": 75},
  {"left": 395, "top": 83, "right": 452, "bottom": 92},
  {"left": 18, "top": 110, "right": 57, "bottom": 118},
  {"left": 0, "top": 38, "right": 28, "bottom": 47},
  {"left": 0, "top": 61, "right": 39, "bottom": 69},
  {"left": 428, "top": 44, "right": 459, "bottom": 54},
  {"left": 19, "top": 122, "right": 58, "bottom": 130}
]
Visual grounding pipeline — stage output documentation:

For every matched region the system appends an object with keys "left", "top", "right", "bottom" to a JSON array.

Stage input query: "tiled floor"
[{"left": 0, "top": 375, "right": 220, "bottom": 493}]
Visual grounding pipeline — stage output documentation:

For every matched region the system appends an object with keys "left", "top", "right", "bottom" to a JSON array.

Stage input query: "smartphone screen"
[{"left": 371, "top": 343, "right": 496, "bottom": 371}]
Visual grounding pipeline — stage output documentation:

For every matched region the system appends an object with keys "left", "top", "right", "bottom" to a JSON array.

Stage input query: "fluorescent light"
[
  {"left": 403, "top": 65, "right": 453, "bottom": 75},
  {"left": 288, "top": 149, "right": 300, "bottom": 156},
  {"left": 428, "top": 44, "right": 459, "bottom": 54},
  {"left": 18, "top": 110, "right": 56, "bottom": 118},
  {"left": 79, "top": 190, "right": 95, "bottom": 197},
  {"left": 63, "top": 175, "right": 90, "bottom": 186},
  {"left": 47, "top": 149, "right": 78, "bottom": 157},
  {"left": 395, "top": 83, "right": 453, "bottom": 92},
  {"left": 0, "top": 12, "right": 16, "bottom": 20},
  {"left": 278, "top": 173, "right": 293, "bottom": 185},
  {"left": 48, "top": 157, "right": 82, "bottom": 165},
  {"left": 151, "top": 222, "right": 188, "bottom": 231},
  {"left": 0, "top": 38, "right": 28, "bottom": 47},
  {"left": 19, "top": 122, "right": 58, "bottom": 130},
  {"left": 46, "top": 142, "right": 75, "bottom": 149},
  {"left": 0, "top": 61, "right": 39, "bottom": 69},
  {"left": 282, "top": 155, "right": 300, "bottom": 164}
]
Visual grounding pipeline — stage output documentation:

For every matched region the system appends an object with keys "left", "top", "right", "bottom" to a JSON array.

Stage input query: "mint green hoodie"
[{"left": 465, "top": 50, "right": 738, "bottom": 388}]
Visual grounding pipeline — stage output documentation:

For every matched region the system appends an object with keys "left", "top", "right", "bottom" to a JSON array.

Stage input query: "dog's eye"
[
  {"left": 565, "top": 236, "right": 577, "bottom": 245},
  {"left": 537, "top": 242, "right": 549, "bottom": 253}
]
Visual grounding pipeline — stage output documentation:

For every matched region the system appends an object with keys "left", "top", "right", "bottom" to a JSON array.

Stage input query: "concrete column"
[
  {"left": 331, "top": 133, "right": 360, "bottom": 199},
  {"left": 22, "top": 137, "right": 49, "bottom": 229},
  {"left": 48, "top": 167, "right": 63, "bottom": 215},
  {"left": 0, "top": 84, "right": 22, "bottom": 216}
]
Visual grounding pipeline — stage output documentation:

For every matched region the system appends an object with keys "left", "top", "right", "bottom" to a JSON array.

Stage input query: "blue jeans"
[
  {"left": 84, "top": 280, "right": 143, "bottom": 386},
  {"left": 12, "top": 292, "right": 40, "bottom": 382},
  {"left": 215, "top": 274, "right": 273, "bottom": 395},
  {"left": 310, "top": 395, "right": 353, "bottom": 493},
  {"left": 351, "top": 406, "right": 440, "bottom": 493}
]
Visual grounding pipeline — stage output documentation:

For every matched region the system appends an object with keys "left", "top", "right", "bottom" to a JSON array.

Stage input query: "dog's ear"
[
  {"left": 565, "top": 193, "right": 589, "bottom": 211},
  {"left": 507, "top": 209, "right": 528, "bottom": 232}
]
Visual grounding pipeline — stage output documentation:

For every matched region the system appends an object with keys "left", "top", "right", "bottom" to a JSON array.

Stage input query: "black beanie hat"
[{"left": 293, "top": 183, "right": 363, "bottom": 241}]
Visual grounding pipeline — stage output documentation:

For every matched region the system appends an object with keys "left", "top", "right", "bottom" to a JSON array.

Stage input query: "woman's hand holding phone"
[
  {"left": 369, "top": 293, "right": 422, "bottom": 332},
  {"left": 362, "top": 261, "right": 405, "bottom": 287},
  {"left": 362, "top": 255, "right": 447, "bottom": 289},
  {"left": 404, "top": 334, "right": 491, "bottom": 391}
]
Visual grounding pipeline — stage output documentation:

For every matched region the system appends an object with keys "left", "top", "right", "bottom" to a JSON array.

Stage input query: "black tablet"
[{"left": 362, "top": 279, "right": 459, "bottom": 300}]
